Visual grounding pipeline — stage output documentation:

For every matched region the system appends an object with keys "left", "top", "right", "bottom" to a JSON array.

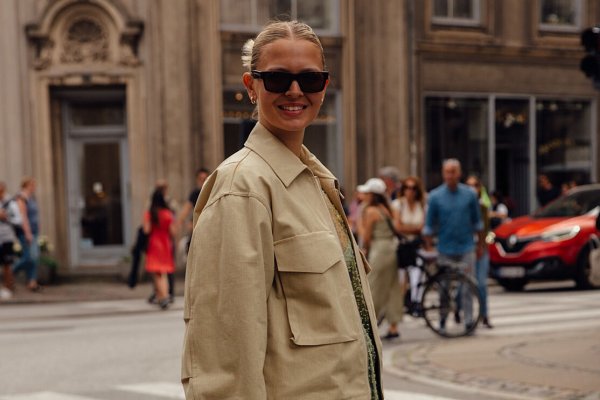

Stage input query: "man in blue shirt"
[{"left": 423, "top": 159, "right": 484, "bottom": 331}]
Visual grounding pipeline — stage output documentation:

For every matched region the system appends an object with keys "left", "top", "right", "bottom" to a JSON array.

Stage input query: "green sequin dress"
[{"left": 322, "top": 192, "right": 382, "bottom": 400}]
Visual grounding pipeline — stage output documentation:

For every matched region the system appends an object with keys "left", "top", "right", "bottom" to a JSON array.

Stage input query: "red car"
[{"left": 489, "top": 184, "right": 600, "bottom": 291}]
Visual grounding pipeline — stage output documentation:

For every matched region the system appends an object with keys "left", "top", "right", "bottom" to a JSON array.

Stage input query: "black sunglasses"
[{"left": 251, "top": 70, "right": 329, "bottom": 93}]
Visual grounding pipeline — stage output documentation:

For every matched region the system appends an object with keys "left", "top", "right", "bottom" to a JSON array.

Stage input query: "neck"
[{"left": 272, "top": 130, "right": 304, "bottom": 157}]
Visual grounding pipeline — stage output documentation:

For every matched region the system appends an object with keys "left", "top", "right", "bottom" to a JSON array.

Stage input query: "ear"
[{"left": 242, "top": 72, "right": 255, "bottom": 99}]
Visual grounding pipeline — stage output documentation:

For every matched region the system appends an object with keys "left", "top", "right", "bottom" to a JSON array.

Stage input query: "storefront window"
[
  {"left": 432, "top": 0, "right": 481, "bottom": 25},
  {"left": 495, "top": 99, "right": 530, "bottom": 216},
  {"left": 424, "top": 97, "right": 489, "bottom": 190},
  {"left": 539, "top": 0, "right": 581, "bottom": 31},
  {"left": 220, "top": 0, "right": 337, "bottom": 32},
  {"left": 425, "top": 95, "right": 594, "bottom": 215},
  {"left": 536, "top": 100, "right": 592, "bottom": 190}
]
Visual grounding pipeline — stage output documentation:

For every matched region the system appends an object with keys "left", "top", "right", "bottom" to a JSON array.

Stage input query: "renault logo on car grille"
[{"left": 508, "top": 235, "right": 518, "bottom": 248}]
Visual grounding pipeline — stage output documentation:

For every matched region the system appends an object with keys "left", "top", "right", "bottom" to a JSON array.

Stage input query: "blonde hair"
[{"left": 241, "top": 20, "right": 326, "bottom": 71}]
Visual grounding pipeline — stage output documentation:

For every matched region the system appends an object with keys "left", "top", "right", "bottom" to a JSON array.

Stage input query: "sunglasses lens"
[
  {"left": 257, "top": 71, "right": 328, "bottom": 93},
  {"left": 297, "top": 72, "right": 328, "bottom": 93},
  {"left": 263, "top": 72, "right": 292, "bottom": 92}
]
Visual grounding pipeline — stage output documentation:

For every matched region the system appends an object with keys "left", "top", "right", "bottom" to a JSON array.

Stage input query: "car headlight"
[
  {"left": 541, "top": 225, "right": 581, "bottom": 242},
  {"left": 485, "top": 231, "right": 496, "bottom": 245}
]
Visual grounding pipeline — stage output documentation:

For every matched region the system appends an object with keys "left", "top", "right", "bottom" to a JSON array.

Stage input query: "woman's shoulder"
[
  {"left": 365, "top": 205, "right": 385, "bottom": 219},
  {"left": 213, "top": 149, "right": 282, "bottom": 196}
]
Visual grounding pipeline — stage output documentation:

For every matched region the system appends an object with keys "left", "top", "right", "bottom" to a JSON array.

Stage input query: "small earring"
[
  {"left": 250, "top": 96, "right": 256, "bottom": 105},
  {"left": 321, "top": 98, "right": 324, "bottom": 105}
]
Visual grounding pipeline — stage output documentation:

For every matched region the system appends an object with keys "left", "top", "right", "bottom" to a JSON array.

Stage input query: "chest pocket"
[{"left": 274, "top": 231, "right": 361, "bottom": 346}]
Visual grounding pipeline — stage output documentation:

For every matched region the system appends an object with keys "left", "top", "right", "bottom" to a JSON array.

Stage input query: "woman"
[
  {"left": 466, "top": 175, "right": 493, "bottom": 329},
  {"left": 359, "top": 177, "right": 404, "bottom": 340},
  {"left": 143, "top": 186, "right": 175, "bottom": 310},
  {"left": 182, "top": 21, "right": 382, "bottom": 399},
  {"left": 12, "top": 178, "right": 41, "bottom": 292},
  {"left": 489, "top": 190, "right": 509, "bottom": 230},
  {"left": 391, "top": 176, "right": 426, "bottom": 315}
]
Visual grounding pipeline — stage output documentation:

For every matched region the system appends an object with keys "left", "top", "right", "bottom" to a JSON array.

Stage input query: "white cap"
[{"left": 357, "top": 178, "right": 387, "bottom": 195}]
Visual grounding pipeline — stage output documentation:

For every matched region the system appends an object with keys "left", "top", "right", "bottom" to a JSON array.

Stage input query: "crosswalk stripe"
[
  {"left": 118, "top": 382, "right": 185, "bottom": 399},
  {"left": 490, "top": 307, "right": 600, "bottom": 325},
  {"left": 480, "top": 318, "right": 600, "bottom": 336},
  {"left": 384, "top": 389, "right": 457, "bottom": 400},
  {"left": 0, "top": 393, "right": 98, "bottom": 400},
  {"left": 490, "top": 304, "right": 580, "bottom": 316}
]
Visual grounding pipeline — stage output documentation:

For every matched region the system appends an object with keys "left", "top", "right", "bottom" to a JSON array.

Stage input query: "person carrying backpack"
[{"left": 0, "top": 181, "right": 20, "bottom": 296}]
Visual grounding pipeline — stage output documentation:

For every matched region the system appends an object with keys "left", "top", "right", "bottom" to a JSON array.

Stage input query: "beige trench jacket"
[{"left": 181, "top": 123, "right": 382, "bottom": 400}]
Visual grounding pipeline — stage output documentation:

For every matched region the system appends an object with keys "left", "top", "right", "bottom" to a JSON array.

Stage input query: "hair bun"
[{"left": 242, "top": 39, "right": 254, "bottom": 70}]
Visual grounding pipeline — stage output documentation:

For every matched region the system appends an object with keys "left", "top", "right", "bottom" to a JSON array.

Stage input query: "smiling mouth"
[{"left": 278, "top": 105, "right": 307, "bottom": 111}]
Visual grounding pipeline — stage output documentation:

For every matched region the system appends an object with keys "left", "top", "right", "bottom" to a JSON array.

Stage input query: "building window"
[
  {"left": 425, "top": 95, "right": 594, "bottom": 215},
  {"left": 539, "top": 0, "right": 582, "bottom": 31},
  {"left": 220, "top": 0, "right": 338, "bottom": 33},
  {"left": 424, "top": 97, "right": 489, "bottom": 190},
  {"left": 432, "top": 0, "right": 481, "bottom": 26},
  {"left": 536, "top": 100, "right": 592, "bottom": 190}
]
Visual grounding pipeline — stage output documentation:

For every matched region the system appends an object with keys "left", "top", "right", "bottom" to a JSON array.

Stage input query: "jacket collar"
[{"left": 245, "top": 122, "right": 337, "bottom": 188}]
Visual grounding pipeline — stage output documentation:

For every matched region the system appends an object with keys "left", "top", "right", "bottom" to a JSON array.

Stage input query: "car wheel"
[
  {"left": 497, "top": 278, "right": 528, "bottom": 292},
  {"left": 575, "top": 245, "right": 596, "bottom": 290}
]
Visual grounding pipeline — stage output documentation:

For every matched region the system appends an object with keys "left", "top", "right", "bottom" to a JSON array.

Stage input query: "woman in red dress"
[{"left": 143, "top": 187, "right": 176, "bottom": 309}]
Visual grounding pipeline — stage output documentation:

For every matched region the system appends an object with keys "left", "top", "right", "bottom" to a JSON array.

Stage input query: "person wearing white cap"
[{"left": 358, "top": 178, "right": 404, "bottom": 339}]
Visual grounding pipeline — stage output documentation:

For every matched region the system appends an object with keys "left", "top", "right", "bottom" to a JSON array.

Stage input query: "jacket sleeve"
[{"left": 182, "top": 193, "right": 274, "bottom": 400}]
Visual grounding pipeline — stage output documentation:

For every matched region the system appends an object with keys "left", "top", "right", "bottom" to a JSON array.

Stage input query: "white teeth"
[{"left": 281, "top": 105, "right": 303, "bottom": 111}]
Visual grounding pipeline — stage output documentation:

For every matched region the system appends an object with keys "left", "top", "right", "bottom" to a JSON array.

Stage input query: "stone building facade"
[{"left": 0, "top": 0, "right": 597, "bottom": 270}]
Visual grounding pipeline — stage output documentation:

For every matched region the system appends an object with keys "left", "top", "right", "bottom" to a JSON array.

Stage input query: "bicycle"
[{"left": 405, "top": 249, "right": 482, "bottom": 338}]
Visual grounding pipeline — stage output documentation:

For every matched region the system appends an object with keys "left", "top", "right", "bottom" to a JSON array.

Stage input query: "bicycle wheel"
[{"left": 421, "top": 271, "right": 482, "bottom": 338}]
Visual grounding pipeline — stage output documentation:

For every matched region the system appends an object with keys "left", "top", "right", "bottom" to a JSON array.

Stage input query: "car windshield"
[{"left": 534, "top": 189, "right": 600, "bottom": 218}]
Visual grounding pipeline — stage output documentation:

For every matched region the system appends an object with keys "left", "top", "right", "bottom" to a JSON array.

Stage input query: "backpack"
[{"left": 1, "top": 197, "right": 24, "bottom": 236}]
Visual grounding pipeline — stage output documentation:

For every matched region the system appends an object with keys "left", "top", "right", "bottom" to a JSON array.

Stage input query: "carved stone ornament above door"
[{"left": 26, "top": 0, "right": 144, "bottom": 70}]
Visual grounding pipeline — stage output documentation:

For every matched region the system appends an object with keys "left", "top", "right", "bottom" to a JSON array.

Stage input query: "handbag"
[
  {"left": 385, "top": 218, "right": 422, "bottom": 269},
  {"left": 135, "top": 225, "right": 149, "bottom": 253}
]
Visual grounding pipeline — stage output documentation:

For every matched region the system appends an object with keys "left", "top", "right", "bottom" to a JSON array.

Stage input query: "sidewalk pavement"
[
  {"left": 384, "top": 327, "right": 600, "bottom": 400},
  {"left": 0, "top": 271, "right": 186, "bottom": 305}
]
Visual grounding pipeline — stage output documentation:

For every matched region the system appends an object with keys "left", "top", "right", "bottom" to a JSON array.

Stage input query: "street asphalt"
[{"left": 1, "top": 273, "right": 599, "bottom": 400}]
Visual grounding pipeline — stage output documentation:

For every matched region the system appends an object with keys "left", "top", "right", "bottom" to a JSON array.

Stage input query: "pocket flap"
[{"left": 274, "top": 231, "right": 343, "bottom": 274}]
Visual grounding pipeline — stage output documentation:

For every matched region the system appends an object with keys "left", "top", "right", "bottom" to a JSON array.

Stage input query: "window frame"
[
  {"left": 219, "top": 0, "right": 340, "bottom": 35},
  {"left": 431, "top": 0, "right": 482, "bottom": 27},
  {"left": 538, "top": 0, "right": 583, "bottom": 33},
  {"left": 421, "top": 92, "right": 597, "bottom": 214}
]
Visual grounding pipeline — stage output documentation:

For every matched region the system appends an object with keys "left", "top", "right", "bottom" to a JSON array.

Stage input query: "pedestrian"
[
  {"left": 359, "top": 177, "right": 404, "bottom": 340},
  {"left": 423, "top": 160, "right": 484, "bottom": 332},
  {"left": 0, "top": 182, "right": 18, "bottom": 298},
  {"left": 348, "top": 189, "right": 367, "bottom": 242},
  {"left": 378, "top": 165, "right": 402, "bottom": 200},
  {"left": 143, "top": 186, "right": 176, "bottom": 310},
  {"left": 536, "top": 173, "right": 560, "bottom": 207},
  {"left": 177, "top": 167, "right": 210, "bottom": 236},
  {"left": 154, "top": 180, "right": 176, "bottom": 302},
  {"left": 466, "top": 175, "right": 494, "bottom": 329},
  {"left": 12, "top": 178, "right": 41, "bottom": 292},
  {"left": 182, "top": 21, "right": 382, "bottom": 399},
  {"left": 489, "top": 190, "right": 509, "bottom": 230},
  {"left": 391, "top": 176, "right": 426, "bottom": 316}
]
